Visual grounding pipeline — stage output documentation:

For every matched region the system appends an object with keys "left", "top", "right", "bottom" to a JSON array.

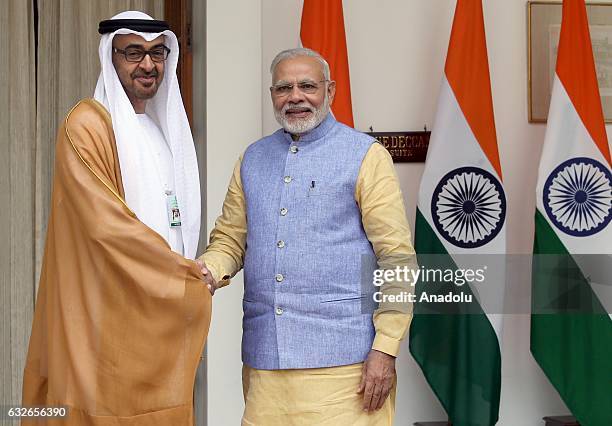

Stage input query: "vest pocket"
[
  {"left": 304, "top": 186, "right": 355, "bottom": 233},
  {"left": 320, "top": 295, "right": 365, "bottom": 303},
  {"left": 318, "top": 295, "right": 367, "bottom": 318},
  {"left": 306, "top": 182, "right": 345, "bottom": 197}
]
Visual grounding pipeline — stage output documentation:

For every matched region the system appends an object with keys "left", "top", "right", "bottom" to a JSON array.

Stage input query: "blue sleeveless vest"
[{"left": 241, "top": 114, "right": 377, "bottom": 370}]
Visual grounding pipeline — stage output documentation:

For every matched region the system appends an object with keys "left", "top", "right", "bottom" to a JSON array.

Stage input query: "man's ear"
[{"left": 327, "top": 80, "right": 336, "bottom": 104}]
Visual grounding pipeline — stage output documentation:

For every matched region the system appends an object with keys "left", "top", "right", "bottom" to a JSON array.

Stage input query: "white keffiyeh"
[{"left": 93, "top": 11, "right": 201, "bottom": 259}]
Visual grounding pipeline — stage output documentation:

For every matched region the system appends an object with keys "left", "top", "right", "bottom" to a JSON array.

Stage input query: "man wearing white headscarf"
[{"left": 22, "top": 11, "right": 211, "bottom": 425}]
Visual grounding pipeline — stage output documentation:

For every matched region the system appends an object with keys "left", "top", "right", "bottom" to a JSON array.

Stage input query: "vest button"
[
  {"left": 280, "top": 207, "right": 288, "bottom": 216},
  {"left": 275, "top": 307, "right": 284, "bottom": 315},
  {"left": 275, "top": 273, "right": 284, "bottom": 282},
  {"left": 290, "top": 145, "right": 298, "bottom": 153},
  {"left": 283, "top": 175, "right": 292, "bottom": 184},
  {"left": 277, "top": 240, "right": 285, "bottom": 248}
]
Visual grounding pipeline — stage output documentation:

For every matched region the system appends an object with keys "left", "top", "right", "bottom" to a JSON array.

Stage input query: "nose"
[
  {"left": 287, "top": 84, "right": 305, "bottom": 103},
  {"left": 139, "top": 54, "right": 155, "bottom": 72}
]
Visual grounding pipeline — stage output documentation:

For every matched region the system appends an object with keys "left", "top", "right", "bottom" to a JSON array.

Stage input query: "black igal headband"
[{"left": 98, "top": 19, "right": 170, "bottom": 34}]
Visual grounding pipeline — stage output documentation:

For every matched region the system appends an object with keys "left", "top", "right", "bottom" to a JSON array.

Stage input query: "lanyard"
[{"left": 139, "top": 115, "right": 182, "bottom": 227}]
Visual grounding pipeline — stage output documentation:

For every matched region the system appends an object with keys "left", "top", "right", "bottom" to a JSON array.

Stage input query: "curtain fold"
[{"left": 0, "top": 0, "right": 36, "bottom": 406}]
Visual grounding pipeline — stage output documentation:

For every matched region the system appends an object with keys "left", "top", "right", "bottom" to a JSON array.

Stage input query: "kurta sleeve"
[
  {"left": 355, "top": 142, "right": 417, "bottom": 357},
  {"left": 22, "top": 99, "right": 211, "bottom": 424},
  {"left": 199, "top": 156, "right": 247, "bottom": 287}
]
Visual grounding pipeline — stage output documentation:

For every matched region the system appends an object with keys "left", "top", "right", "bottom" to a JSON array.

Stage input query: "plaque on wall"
[{"left": 366, "top": 131, "right": 430, "bottom": 163}]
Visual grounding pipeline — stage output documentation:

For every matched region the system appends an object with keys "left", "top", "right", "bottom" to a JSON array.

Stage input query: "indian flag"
[
  {"left": 300, "top": 0, "right": 354, "bottom": 127},
  {"left": 531, "top": 1, "right": 612, "bottom": 425},
  {"left": 408, "top": 1, "right": 505, "bottom": 425}
]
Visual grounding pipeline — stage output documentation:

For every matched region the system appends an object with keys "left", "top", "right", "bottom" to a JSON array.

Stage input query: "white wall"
[
  {"left": 207, "top": 0, "right": 610, "bottom": 424},
  {"left": 206, "top": 1, "right": 261, "bottom": 425}
]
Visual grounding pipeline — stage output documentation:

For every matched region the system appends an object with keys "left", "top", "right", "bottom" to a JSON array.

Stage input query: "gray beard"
[{"left": 274, "top": 96, "right": 330, "bottom": 135}]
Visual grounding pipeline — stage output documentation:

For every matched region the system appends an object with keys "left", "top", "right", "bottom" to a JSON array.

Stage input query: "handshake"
[{"left": 196, "top": 259, "right": 218, "bottom": 295}]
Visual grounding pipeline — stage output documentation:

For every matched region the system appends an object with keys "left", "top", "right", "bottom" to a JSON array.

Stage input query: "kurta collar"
[{"left": 281, "top": 113, "right": 336, "bottom": 145}]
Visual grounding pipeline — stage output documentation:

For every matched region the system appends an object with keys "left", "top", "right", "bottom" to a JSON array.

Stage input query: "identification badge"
[{"left": 166, "top": 191, "right": 182, "bottom": 227}]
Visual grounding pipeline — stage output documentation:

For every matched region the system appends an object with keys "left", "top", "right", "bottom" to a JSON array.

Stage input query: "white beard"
[{"left": 274, "top": 95, "right": 330, "bottom": 135}]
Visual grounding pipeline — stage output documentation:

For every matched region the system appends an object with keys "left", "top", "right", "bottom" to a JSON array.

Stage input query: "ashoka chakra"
[
  {"left": 431, "top": 167, "right": 506, "bottom": 248},
  {"left": 543, "top": 157, "right": 612, "bottom": 237}
]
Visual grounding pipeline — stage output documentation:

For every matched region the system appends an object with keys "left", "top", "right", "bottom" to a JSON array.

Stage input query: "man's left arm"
[{"left": 355, "top": 142, "right": 418, "bottom": 411}]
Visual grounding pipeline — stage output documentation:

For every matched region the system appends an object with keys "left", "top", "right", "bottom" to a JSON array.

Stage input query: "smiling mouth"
[
  {"left": 285, "top": 107, "right": 312, "bottom": 118},
  {"left": 135, "top": 76, "right": 156, "bottom": 85}
]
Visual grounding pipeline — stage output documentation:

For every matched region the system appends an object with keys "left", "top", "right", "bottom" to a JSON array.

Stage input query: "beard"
[
  {"left": 274, "top": 95, "right": 330, "bottom": 135},
  {"left": 130, "top": 69, "right": 161, "bottom": 100}
]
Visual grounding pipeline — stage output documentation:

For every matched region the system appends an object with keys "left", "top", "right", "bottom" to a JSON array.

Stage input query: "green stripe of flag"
[
  {"left": 409, "top": 208, "right": 501, "bottom": 426},
  {"left": 531, "top": 210, "right": 612, "bottom": 426}
]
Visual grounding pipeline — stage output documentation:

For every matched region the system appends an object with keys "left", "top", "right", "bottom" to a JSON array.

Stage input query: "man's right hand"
[{"left": 196, "top": 259, "right": 218, "bottom": 295}]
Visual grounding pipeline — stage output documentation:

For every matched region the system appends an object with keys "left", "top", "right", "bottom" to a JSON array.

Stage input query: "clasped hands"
[{"left": 196, "top": 259, "right": 218, "bottom": 295}]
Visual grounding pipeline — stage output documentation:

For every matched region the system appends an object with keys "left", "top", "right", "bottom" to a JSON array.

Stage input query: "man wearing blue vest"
[{"left": 201, "top": 48, "right": 416, "bottom": 425}]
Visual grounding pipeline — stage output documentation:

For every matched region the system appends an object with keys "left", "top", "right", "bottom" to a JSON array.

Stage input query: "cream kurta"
[
  {"left": 22, "top": 99, "right": 211, "bottom": 425},
  {"left": 203, "top": 141, "right": 416, "bottom": 424},
  {"left": 242, "top": 364, "right": 396, "bottom": 425}
]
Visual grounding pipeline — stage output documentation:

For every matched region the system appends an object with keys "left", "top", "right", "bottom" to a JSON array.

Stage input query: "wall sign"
[{"left": 366, "top": 131, "right": 430, "bottom": 163}]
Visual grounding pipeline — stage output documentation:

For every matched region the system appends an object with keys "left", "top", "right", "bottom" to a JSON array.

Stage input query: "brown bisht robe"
[{"left": 22, "top": 99, "right": 211, "bottom": 425}]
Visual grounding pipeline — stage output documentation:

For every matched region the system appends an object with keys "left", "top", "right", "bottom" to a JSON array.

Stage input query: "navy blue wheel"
[
  {"left": 431, "top": 167, "right": 506, "bottom": 248},
  {"left": 543, "top": 157, "right": 611, "bottom": 237}
]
